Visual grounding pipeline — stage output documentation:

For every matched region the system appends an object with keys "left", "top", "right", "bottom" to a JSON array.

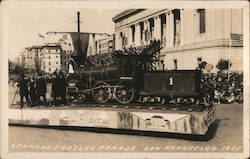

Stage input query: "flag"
[
  {"left": 230, "top": 33, "right": 243, "bottom": 40},
  {"left": 69, "top": 32, "right": 89, "bottom": 57},
  {"left": 39, "top": 33, "right": 45, "bottom": 38},
  {"left": 69, "top": 33, "right": 96, "bottom": 64}
]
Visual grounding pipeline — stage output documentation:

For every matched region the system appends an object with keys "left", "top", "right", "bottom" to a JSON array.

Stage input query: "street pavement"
[{"left": 7, "top": 83, "right": 244, "bottom": 153}]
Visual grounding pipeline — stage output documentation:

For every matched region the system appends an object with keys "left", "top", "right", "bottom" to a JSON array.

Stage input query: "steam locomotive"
[{"left": 66, "top": 40, "right": 210, "bottom": 109}]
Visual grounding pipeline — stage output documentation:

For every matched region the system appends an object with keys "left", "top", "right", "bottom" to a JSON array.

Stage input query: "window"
[
  {"left": 49, "top": 62, "right": 51, "bottom": 65},
  {"left": 49, "top": 68, "right": 51, "bottom": 72},
  {"left": 139, "top": 22, "right": 144, "bottom": 40},
  {"left": 173, "top": 59, "right": 177, "bottom": 70},
  {"left": 198, "top": 9, "right": 206, "bottom": 33},
  {"left": 48, "top": 56, "right": 51, "bottom": 59},
  {"left": 172, "top": 9, "right": 181, "bottom": 45},
  {"left": 56, "top": 55, "right": 58, "bottom": 58},
  {"left": 160, "top": 14, "right": 166, "bottom": 41},
  {"left": 120, "top": 32, "right": 127, "bottom": 48},
  {"left": 56, "top": 62, "right": 58, "bottom": 64},
  {"left": 149, "top": 18, "right": 155, "bottom": 39},
  {"left": 131, "top": 25, "right": 135, "bottom": 43}
]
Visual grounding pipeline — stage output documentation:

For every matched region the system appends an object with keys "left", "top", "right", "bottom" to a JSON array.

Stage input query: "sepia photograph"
[{"left": 1, "top": 1, "right": 249, "bottom": 159}]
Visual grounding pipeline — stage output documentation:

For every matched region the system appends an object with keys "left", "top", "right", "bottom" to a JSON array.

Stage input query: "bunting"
[{"left": 69, "top": 33, "right": 98, "bottom": 65}]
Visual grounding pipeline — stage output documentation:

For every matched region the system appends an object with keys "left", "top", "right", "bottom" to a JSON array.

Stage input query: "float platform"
[{"left": 9, "top": 104, "right": 215, "bottom": 135}]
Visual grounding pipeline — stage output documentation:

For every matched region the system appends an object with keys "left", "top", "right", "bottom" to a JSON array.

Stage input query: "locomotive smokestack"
[{"left": 77, "top": 11, "right": 80, "bottom": 33}]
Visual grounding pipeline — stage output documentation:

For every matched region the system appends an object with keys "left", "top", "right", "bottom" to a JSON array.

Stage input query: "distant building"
[
  {"left": 20, "top": 47, "right": 32, "bottom": 69},
  {"left": 96, "top": 35, "right": 114, "bottom": 54},
  {"left": 58, "top": 38, "right": 74, "bottom": 54},
  {"left": 40, "top": 43, "right": 62, "bottom": 73},
  {"left": 113, "top": 9, "right": 243, "bottom": 72},
  {"left": 20, "top": 43, "right": 70, "bottom": 74},
  {"left": 31, "top": 45, "right": 44, "bottom": 71},
  {"left": 40, "top": 43, "right": 70, "bottom": 74},
  {"left": 20, "top": 46, "right": 42, "bottom": 70}
]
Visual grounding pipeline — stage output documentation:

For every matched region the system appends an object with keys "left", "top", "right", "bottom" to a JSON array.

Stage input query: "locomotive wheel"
[
  {"left": 114, "top": 86, "right": 135, "bottom": 104},
  {"left": 77, "top": 94, "right": 86, "bottom": 103},
  {"left": 92, "top": 81, "right": 111, "bottom": 103}
]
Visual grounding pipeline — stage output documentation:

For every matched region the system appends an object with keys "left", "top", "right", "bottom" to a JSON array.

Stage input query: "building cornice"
[
  {"left": 163, "top": 39, "right": 243, "bottom": 53},
  {"left": 112, "top": 9, "right": 145, "bottom": 22},
  {"left": 114, "top": 9, "right": 169, "bottom": 30}
]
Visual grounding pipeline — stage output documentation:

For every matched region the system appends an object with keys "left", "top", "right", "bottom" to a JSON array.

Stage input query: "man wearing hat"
[
  {"left": 36, "top": 74, "right": 47, "bottom": 107},
  {"left": 17, "top": 73, "right": 31, "bottom": 108}
]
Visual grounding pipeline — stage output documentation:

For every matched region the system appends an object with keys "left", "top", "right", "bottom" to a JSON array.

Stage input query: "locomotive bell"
[{"left": 68, "top": 82, "right": 76, "bottom": 87}]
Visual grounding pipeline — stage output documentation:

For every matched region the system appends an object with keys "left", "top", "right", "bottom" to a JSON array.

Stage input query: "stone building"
[
  {"left": 21, "top": 45, "right": 43, "bottom": 71},
  {"left": 40, "top": 43, "right": 70, "bottom": 74},
  {"left": 112, "top": 9, "right": 243, "bottom": 72},
  {"left": 96, "top": 35, "right": 114, "bottom": 54}
]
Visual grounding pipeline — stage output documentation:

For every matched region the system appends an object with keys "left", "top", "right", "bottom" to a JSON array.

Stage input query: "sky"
[{"left": 7, "top": 8, "right": 123, "bottom": 61}]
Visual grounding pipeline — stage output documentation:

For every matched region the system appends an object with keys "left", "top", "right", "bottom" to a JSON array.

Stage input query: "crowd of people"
[
  {"left": 11, "top": 70, "right": 68, "bottom": 109},
  {"left": 201, "top": 72, "right": 243, "bottom": 104}
]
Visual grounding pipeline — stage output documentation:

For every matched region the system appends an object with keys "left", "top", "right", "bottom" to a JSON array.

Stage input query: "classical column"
[
  {"left": 169, "top": 11, "right": 174, "bottom": 47},
  {"left": 154, "top": 16, "right": 161, "bottom": 40},
  {"left": 127, "top": 26, "right": 132, "bottom": 47},
  {"left": 144, "top": 21, "right": 150, "bottom": 45},
  {"left": 166, "top": 12, "right": 172, "bottom": 48},
  {"left": 135, "top": 23, "right": 140, "bottom": 46},
  {"left": 180, "top": 9, "right": 184, "bottom": 46},
  {"left": 141, "top": 22, "right": 145, "bottom": 45}
]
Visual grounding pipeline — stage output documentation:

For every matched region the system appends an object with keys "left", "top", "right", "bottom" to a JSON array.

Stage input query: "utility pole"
[{"left": 77, "top": 11, "right": 80, "bottom": 33}]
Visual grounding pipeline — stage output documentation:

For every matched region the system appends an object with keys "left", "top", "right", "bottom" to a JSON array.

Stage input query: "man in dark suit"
[
  {"left": 17, "top": 73, "right": 31, "bottom": 109},
  {"left": 29, "top": 77, "right": 37, "bottom": 107},
  {"left": 51, "top": 72, "right": 59, "bottom": 106},
  {"left": 36, "top": 74, "right": 47, "bottom": 107},
  {"left": 58, "top": 71, "right": 68, "bottom": 105}
]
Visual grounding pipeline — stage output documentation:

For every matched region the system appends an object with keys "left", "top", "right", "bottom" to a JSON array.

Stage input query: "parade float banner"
[{"left": 8, "top": 107, "right": 215, "bottom": 135}]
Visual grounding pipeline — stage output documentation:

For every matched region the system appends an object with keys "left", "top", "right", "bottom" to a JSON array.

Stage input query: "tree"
[{"left": 216, "top": 59, "right": 232, "bottom": 72}]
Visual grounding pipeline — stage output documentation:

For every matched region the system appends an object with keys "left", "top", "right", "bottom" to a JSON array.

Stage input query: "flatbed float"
[{"left": 9, "top": 104, "right": 215, "bottom": 135}]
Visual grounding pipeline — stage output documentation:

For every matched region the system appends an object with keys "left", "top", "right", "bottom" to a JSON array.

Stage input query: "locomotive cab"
[{"left": 117, "top": 55, "right": 138, "bottom": 83}]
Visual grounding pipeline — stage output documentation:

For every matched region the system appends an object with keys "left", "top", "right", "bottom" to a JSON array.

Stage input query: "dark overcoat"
[
  {"left": 36, "top": 77, "right": 47, "bottom": 96},
  {"left": 18, "top": 78, "right": 30, "bottom": 96}
]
